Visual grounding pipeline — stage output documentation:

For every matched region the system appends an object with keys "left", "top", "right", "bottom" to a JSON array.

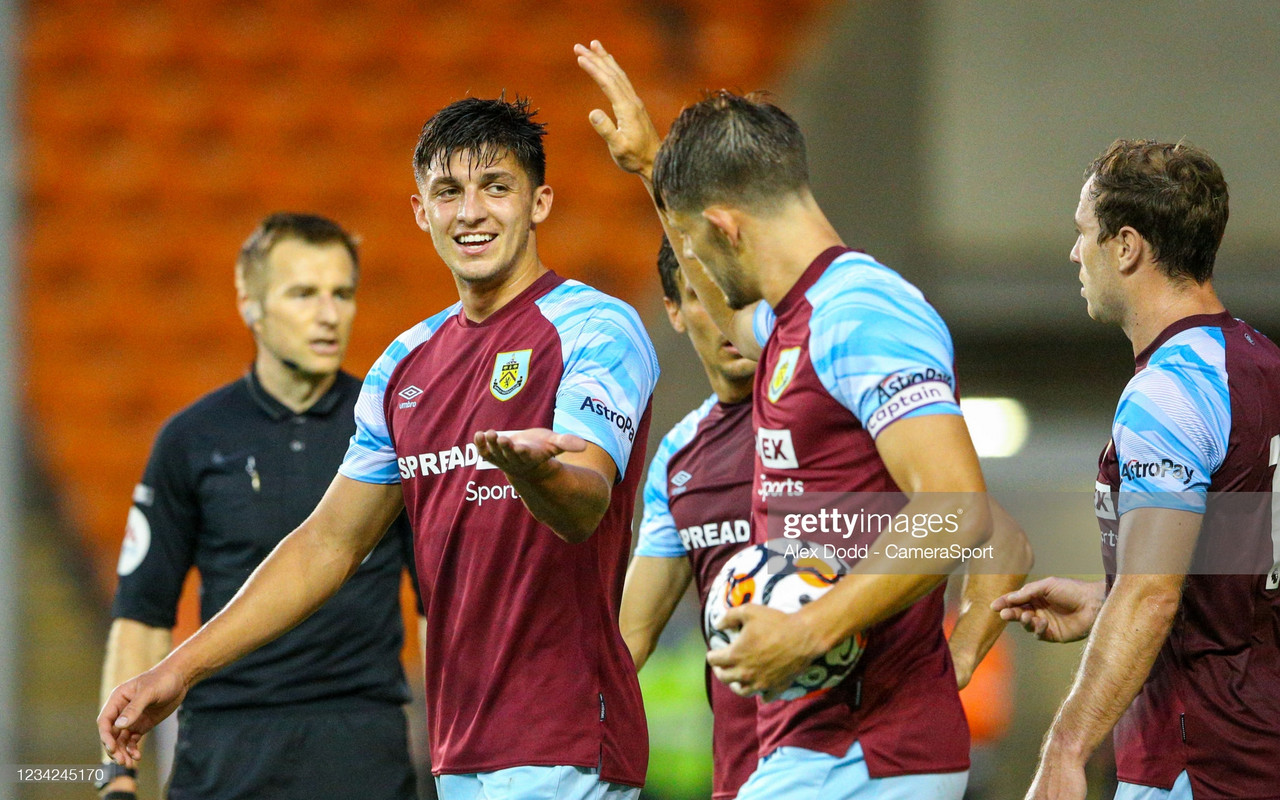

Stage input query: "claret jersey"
[
  {"left": 635, "top": 395, "right": 758, "bottom": 799},
  {"left": 1095, "top": 311, "right": 1280, "bottom": 798},
  {"left": 749, "top": 246, "right": 971, "bottom": 777},
  {"left": 340, "top": 271, "right": 659, "bottom": 787}
]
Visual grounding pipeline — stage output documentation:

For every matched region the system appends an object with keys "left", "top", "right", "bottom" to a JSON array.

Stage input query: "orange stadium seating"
[{"left": 20, "top": 1, "right": 831, "bottom": 634}]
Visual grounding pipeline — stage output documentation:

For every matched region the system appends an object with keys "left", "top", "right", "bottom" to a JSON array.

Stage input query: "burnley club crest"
[{"left": 491, "top": 349, "right": 532, "bottom": 401}]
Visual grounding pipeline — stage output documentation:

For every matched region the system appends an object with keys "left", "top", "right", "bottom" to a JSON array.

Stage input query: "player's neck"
[
  {"left": 254, "top": 353, "right": 337, "bottom": 413},
  {"left": 455, "top": 250, "right": 547, "bottom": 323},
  {"left": 753, "top": 193, "right": 844, "bottom": 307},
  {"left": 706, "top": 369, "right": 753, "bottom": 405},
  {"left": 1122, "top": 277, "right": 1225, "bottom": 357}
]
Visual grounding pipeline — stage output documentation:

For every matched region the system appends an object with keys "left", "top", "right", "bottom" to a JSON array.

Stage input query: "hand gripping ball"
[{"left": 704, "top": 539, "right": 868, "bottom": 700}]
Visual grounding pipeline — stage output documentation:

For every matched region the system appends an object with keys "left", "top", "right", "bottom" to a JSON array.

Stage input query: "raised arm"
[
  {"left": 576, "top": 40, "right": 762, "bottom": 359},
  {"left": 98, "top": 475, "right": 404, "bottom": 765}
]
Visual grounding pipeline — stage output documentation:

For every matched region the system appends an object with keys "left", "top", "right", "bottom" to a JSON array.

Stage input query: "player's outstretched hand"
[
  {"left": 574, "top": 40, "right": 662, "bottom": 178},
  {"left": 97, "top": 665, "right": 188, "bottom": 768},
  {"left": 475, "top": 428, "right": 588, "bottom": 481},
  {"left": 991, "top": 577, "right": 1104, "bottom": 643},
  {"left": 706, "top": 605, "right": 823, "bottom": 700}
]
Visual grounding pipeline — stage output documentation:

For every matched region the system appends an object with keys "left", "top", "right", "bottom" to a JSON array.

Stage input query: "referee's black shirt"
[{"left": 111, "top": 369, "right": 417, "bottom": 712}]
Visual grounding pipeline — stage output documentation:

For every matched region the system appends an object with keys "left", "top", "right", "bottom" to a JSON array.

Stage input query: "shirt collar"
[
  {"left": 1134, "top": 311, "right": 1235, "bottom": 370},
  {"left": 244, "top": 367, "right": 348, "bottom": 421}
]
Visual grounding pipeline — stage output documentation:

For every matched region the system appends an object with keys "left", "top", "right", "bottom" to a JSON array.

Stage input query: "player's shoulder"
[
  {"left": 656, "top": 395, "right": 718, "bottom": 460},
  {"left": 1126, "top": 326, "right": 1229, "bottom": 404},
  {"left": 806, "top": 252, "right": 945, "bottom": 339},
  {"left": 535, "top": 277, "right": 647, "bottom": 335},
  {"left": 807, "top": 251, "right": 927, "bottom": 311},
  {"left": 365, "top": 302, "right": 463, "bottom": 386},
  {"left": 385, "top": 303, "right": 462, "bottom": 360}
]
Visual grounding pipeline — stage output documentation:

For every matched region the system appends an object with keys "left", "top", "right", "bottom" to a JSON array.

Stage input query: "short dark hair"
[
  {"left": 657, "top": 235, "right": 681, "bottom": 305},
  {"left": 1086, "top": 139, "right": 1229, "bottom": 284},
  {"left": 652, "top": 90, "right": 809, "bottom": 214},
  {"left": 236, "top": 213, "right": 359, "bottom": 301},
  {"left": 413, "top": 96, "right": 547, "bottom": 188}
]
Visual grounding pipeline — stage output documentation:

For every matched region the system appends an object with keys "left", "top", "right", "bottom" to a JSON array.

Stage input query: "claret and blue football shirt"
[
  {"left": 340, "top": 271, "right": 659, "bottom": 787},
  {"left": 1096, "top": 311, "right": 1280, "bottom": 798},
  {"left": 748, "top": 246, "right": 970, "bottom": 777},
  {"left": 635, "top": 395, "right": 758, "bottom": 799}
]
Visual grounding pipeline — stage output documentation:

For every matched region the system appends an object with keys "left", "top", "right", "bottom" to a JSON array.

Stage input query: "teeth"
[{"left": 457, "top": 233, "right": 494, "bottom": 244}]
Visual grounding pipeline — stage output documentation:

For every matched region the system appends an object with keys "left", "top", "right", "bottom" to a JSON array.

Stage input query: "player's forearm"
[
  {"left": 100, "top": 618, "right": 171, "bottom": 778},
  {"left": 629, "top": 161, "right": 762, "bottom": 360},
  {"left": 101, "top": 619, "right": 173, "bottom": 706},
  {"left": 1041, "top": 575, "right": 1181, "bottom": 763},
  {"left": 676, "top": 257, "right": 763, "bottom": 361},
  {"left": 621, "top": 625, "right": 659, "bottom": 671},
  {"left": 164, "top": 523, "right": 365, "bottom": 687},
  {"left": 797, "top": 492, "right": 993, "bottom": 653},
  {"left": 949, "top": 503, "right": 1033, "bottom": 683},
  {"left": 619, "top": 556, "right": 691, "bottom": 670},
  {"left": 949, "top": 572, "right": 1022, "bottom": 687},
  {"left": 507, "top": 459, "right": 611, "bottom": 544}
]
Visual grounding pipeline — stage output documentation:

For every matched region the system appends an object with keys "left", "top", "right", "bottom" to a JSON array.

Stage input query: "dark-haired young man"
[
  {"left": 620, "top": 237, "right": 758, "bottom": 800},
  {"left": 577, "top": 41, "right": 1030, "bottom": 799},
  {"left": 994, "top": 140, "right": 1280, "bottom": 800},
  {"left": 100, "top": 98, "right": 659, "bottom": 800},
  {"left": 97, "top": 213, "right": 421, "bottom": 800}
]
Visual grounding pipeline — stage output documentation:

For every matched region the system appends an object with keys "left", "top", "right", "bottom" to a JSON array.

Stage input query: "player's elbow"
[
  {"left": 557, "top": 521, "right": 600, "bottom": 544},
  {"left": 623, "top": 635, "right": 655, "bottom": 671},
  {"left": 953, "top": 494, "right": 994, "bottom": 549},
  {"left": 1114, "top": 575, "right": 1183, "bottom": 625},
  {"left": 1003, "top": 520, "right": 1035, "bottom": 574}
]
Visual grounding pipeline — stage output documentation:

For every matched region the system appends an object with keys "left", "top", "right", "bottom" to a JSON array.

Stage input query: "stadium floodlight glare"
[{"left": 959, "top": 397, "right": 1030, "bottom": 458}]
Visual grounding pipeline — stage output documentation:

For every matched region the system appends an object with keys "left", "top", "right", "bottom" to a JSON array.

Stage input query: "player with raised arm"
[
  {"left": 577, "top": 41, "right": 1032, "bottom": 800},
  {"left": 620, "top": 236, "right": 758, "bottom": 799},
  {"left": 99, "top": 97, "right": 659, "bottom": 800},
  {"left": 993, "top": 140, "right": 1280, "bottom": 800}
]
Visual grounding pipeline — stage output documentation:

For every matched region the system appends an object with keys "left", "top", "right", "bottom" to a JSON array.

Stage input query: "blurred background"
[{"left": 4, "top": 1, "right": 1280, "bottom": 798}]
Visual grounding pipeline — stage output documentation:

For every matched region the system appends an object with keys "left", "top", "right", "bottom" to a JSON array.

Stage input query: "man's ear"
[
  {"left": 410, "top": 193, "right": 430, "bottom": 232},
  {"left": 1115, "top": 226, "right": 1146, "bottom": 276},
  {"left": 702, "top": 206, "right": 741, "bottom": 249},
  {"left": 663, "top": 296, "right": 686, "bottom": 334},
  {"left": 239, "top": 296, "right": 262, "bottom": 328},
  {"left": 530, "top": 184, "right": 553, "bottom": 226},
  {"left": 235, "top": 275, "right": 261, "bottom": 329}
]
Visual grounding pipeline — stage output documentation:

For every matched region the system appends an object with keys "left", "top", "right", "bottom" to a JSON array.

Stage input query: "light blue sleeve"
[
  {"left": 538, "top": 283, "right": 660, "bottom": 478},
  {"left": 634, "top": 397, "right": 715, "bottom": 558},
  {"left": 1113, "top": 328, "right": 1230, "bottom": 515},
  {"left": 806, "top": 256, "right": 961, "bottom": 439},
  {"left": 753, "top": 302, "right": 776, "bottom": 348},
  {"left": 339, "top": 306, "right": 458, "bottom": 484}
]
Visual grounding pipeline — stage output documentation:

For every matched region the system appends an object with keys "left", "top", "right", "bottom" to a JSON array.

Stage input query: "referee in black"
[{"left": 98, "top": 213, "right": 422, "bottom": 800}]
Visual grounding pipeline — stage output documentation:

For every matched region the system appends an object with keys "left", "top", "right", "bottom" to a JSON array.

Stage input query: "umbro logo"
[
  {"left": 671, "top": 470, "right": 693, "bottom": 495},
  {"left": 398, "top": 385, "right": 423, "bottom": 410}
]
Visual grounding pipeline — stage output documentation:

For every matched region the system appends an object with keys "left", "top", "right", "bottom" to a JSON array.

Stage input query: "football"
[{"left": 704, "top": 539, "right": 868, "bottom": 700}]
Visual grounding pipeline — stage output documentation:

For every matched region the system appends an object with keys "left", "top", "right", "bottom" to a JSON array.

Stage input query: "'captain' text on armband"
[{"left": 782, "top": 508, "right": 961, "bottom": 539}]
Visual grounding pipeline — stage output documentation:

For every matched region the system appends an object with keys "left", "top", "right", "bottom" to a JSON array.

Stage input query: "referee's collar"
[{"left": 244, "top": 368, "right": 348, "bottom": 421}]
